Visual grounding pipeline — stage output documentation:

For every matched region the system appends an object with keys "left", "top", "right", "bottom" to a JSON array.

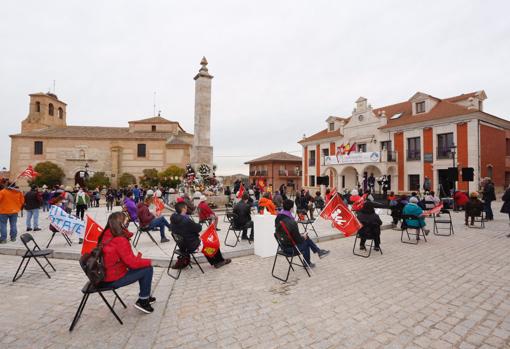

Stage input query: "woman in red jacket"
[{"left": 101, "top": 212, "right": 155, "bottom": 314}]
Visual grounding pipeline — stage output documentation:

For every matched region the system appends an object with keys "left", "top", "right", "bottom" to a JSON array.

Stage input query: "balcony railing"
[
  {"left": 278, "top": 170, "right": 302, "bottom": 177},
  {"left": 436, "top": 147, "right": 452, "bottom": 159},
  {"left": 249, "top": 170, "right": 268, "bottom": 176},
  {"left": 386, "top": 150, "right": 397, "bottom": 162},
  {"left": 406, "top": 150, "right": 421, "bottom": 161}
]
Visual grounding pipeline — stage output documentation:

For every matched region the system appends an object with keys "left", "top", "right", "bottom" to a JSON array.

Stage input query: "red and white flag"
[
  {"left": 81, "top": 216, "right": 104, "bottom": 255},
  {"left": 200, "top": 223, "right": 220, "bottom": 258},
  {"left": 17, "top": 165, "right": 39, "bottom": 180},
  {"left": 320, "top": 193, "right": 361, "bottom": 237},
  {"left": 236, "top": 183, "right": 245, "bottom": 199},
  {"left": 423, "top": 203, "right": 443, "bottom": 216}
]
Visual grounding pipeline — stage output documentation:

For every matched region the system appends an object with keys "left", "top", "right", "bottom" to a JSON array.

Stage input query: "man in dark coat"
[
  {"left": 500, "top": 186, "right": 510, "bottom": 236},
  {"left": 24, "top": 185, "right": 42, "bottom": 231},
  {"left": 170, "top": 202, "right": 230, "bottom": 269},
  {"left": 482, "top": 178, "right": 496, "bottom": 220},
  {"left": 356, "top": 201, "right": 382, "bottom": 251},
  {"left": 233, "top": 193, "right": 254, "bottom": 240}
]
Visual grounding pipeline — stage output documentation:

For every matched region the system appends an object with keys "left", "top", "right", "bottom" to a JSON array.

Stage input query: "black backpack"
[{"left": 79, "top": 234, "right": 111, "bottom": 286}]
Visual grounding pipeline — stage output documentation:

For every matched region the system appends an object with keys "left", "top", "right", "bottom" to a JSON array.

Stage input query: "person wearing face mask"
[{"left": 100, "top": 212, "right": 155, "bottom": 314}]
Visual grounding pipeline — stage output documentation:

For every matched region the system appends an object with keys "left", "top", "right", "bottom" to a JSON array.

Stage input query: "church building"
[{"left": 9, "top": 58, "right": 214, "bottom": 188}]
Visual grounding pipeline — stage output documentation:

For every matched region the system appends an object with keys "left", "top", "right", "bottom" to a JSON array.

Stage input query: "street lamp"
[{"left": 84, "top": 162, "right": 90, "bottom": 180}]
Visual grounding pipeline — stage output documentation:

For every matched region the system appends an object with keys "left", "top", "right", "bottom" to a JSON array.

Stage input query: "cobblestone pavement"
[{"left": 0, "top": 203, "right": 509, "bottom": 348}]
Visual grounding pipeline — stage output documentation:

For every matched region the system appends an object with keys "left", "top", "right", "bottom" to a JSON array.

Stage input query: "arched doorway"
[
  {"left": 362, "top": 165, "right": 383, "bottom": 193},
  {"left": 340, "top": 166, "right": 358, "bottom": 191},
  {"left": 74, "top": 170, "right": 88, "bottom": 188},
  {"left": 322, "top": 167, "right": 338, "bottom": 189}
]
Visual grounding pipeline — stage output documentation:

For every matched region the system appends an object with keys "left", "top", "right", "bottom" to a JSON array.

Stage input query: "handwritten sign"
[{"left": 48, "top": 205, "right": 85, "bottom": 237}]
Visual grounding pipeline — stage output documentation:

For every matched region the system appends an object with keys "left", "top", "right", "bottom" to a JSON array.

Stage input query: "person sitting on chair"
[
  {"left": 453, "top": 190, "right": 469, "bottom": 211},
  {"left": 465, "top": 191, "right": 484, "bottom": 226},
  {"left": 197, "top": 196, "right": 220, "bottom": 231},
  {"left": 123, "top": 190, "right": 138, "bottom": 223},
  {"left": 101, "top": 212, "right": 155, "bottom": 314},
  {"left": 136, "top": 196, "right": 170, "bottom": 243},
  {"left": 274, "top": 199, "right": 329, "bottom": 268},
  {"left": 314, "top": 191, "right": 325, "bottom": 212},
  {"left": 356, "top": 201, "right": 382, "bottom": 251},
  {"left": 258, "top": 192, "right": 277, "bottom": 215},
  {"left": 233, "top": 193, "right": 254, "bottom": 241},
  {"left": 170, "top": 202, "right": 231, "bottom": 269},
  {"left": 402, "top": 196, "right": 429, "bottom": 237}
]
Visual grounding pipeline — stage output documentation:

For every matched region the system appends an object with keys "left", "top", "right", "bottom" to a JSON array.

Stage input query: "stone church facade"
[{"left": 9, "top": 58, "right": 214, "bottom": 188}]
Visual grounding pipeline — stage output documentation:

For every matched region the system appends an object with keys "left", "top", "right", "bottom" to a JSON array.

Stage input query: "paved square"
[{"left": 0, "top": 205, "right": 509, "bottom": 348}]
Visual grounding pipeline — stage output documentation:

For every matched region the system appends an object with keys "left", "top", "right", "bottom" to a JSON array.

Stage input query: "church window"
[
  {"left": 48, "top": 103, "right": 54, "bottom": 116},
  {"left": 151, "top": 125, "right": 156, "bottom": 132},
  {"left": 79, "top": 149, "right": 86, "bottom": 159},
  {"left": 137, "top": 144, "right": 146, "bottom": 157},
  {"left": 35, "top": 101, "right": 41, "bottom": 112},
  {"left": 34, "top": 141, "right": 43, "bottom": 155},
  {"left": 58, "top": 107, "right": 64, "bottom": 119}
]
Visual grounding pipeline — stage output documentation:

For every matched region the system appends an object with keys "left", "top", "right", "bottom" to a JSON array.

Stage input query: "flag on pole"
[
  {"left": 17, "top": 165, "right": 39, "bottom": 180},
  {"left": 236, "top": 183, "right": 245, "bottom": 199},
  {"left": 320, "top": 193, "right": 361, "bottom": 237},
  {"left": 200, "top": 223, "right": 220, "bottom": 258},
  {"left": 81, "top": 216, "right": 104, "bottom": 255},
  {"left": 154, "top": 197, "right": 165, "bottom": 217}
]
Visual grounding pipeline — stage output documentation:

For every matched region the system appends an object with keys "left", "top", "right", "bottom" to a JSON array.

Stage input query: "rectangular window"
[
  {"left": 437, "top": 132, "right": 454, "bottom": 159},
  {"left": 407, "top": 137, "right": 421, "bottom": 160},
  {"left": 357, "top": 143, "right": 367, "bottom": 152},
  {"left": 416, "top": 101, "right": 425, "bottom": 113},
  {"left": 151, "top": 125, "right": 156, "bottom": 132},
  {"left": 137, "top": 144, "right": 146, "bottom": 158},
  {"left": 329, "top": 122, "right": 334, "bottom": 131},
  {"left": 309, "top": 150, "right": 316, "bottom": 166},
  {"left": 321, "top": 148, "right": 329, "bottom": 165},
  {"left": 409, "top": 174, "right": 420, "bottom": 191},
  {"left": 380, "top": 141, "right": 392, "bottom": 151},
  {"left": 309, "top": 175, "right": 316, "bottom": 187},
  {"left": 34, "top": 141, "right": 43, "bottom": 155}
]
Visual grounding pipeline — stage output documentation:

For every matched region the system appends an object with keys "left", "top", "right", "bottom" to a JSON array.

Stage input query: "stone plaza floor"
[{"left": 0, "top": 203, "right": 509, "bottom": 348}]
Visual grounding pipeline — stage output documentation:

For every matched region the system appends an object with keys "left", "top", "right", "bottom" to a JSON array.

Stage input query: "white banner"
[
  {"left": 48, "top": 205, "right": 85, "bottom": 237},
  {"left": 325, "top": 151, "right": 381, "bottom": 165}
]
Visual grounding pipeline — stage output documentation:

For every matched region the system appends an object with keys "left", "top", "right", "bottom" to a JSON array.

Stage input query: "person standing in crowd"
[
  {"left": 367, "top": 173, "right": 376, "bottom": 193},
  {"left": 100, "top": 212, "right": 155, "bottom": 314},
  {"left": 501, "top": 185, "right": 510, "bottom": 236},
  {"left": 275, "top": 199, "right": 329, "bottom": 268},
  {"left": 314, "top": 191, "right": 325, "bottom": 212},
  {"left": 170, "top": 202, "right": 231, "bottom": 270},
  {"left": 356, "top": 201, "right": 383, "bottom": 251},
  {"left": 133, "top": 185, "right": 141, "bottom": 204},
  {"left": 465, "top": 192, "right": 484, "bottom": 226},
  {"left": 233, "top": 193, "right": 254, "bottom": 241},
  {"left": 423, "top": 176, "right": 431, "bottom": 193},
  {"left": 24, "top": 185, "right": 42, "bottom": 232},
  {"left": 182, "top": 193, "right": 195, "bottom": 215},
  {"left": 273, "top": 190, "right": 283, "bottom": 211},
  {"left": 136, "top": 195, "right": 170, "bottom": 243},
  {"left": 197, "top": 196, "right": 220, "bottom": 230},
  {"left": 42, "top": 186, "right": 50, "bottom": 212},
  {"left": 381, "top": 175, "right": 389, "bottom": 198},
  {"left": 0, "top": 183, "right": 25, "bottom": 243},
  {"left": 402, "top": 196, "right": 429, "bottom": 236},
  {"left": 482, "top": 177, "right": 496, "bottom": 220},
  {"left": 106, "top": 188, "right": 115, "bottom": 212},
  {"left": 224, "top": 186, "right": 231, "bottom": 197},
  {"left": 62, "top": 186, "right": 75, "bottom": 214},
  {"left": 75, "top": 188, "right": 90, "bottom": 221}
]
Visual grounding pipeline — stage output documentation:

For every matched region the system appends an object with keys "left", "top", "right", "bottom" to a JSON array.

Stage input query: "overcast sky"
[{"left": 1, "top": 1, "right": 509, "bottom": 175}]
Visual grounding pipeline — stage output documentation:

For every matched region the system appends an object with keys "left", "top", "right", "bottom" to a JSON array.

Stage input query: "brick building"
[
  {"left": 245, "top": 152, "right": 302, "bottom": 194},
  {"left": 299, "top": 91, "right": 510, "bottom": 196}
]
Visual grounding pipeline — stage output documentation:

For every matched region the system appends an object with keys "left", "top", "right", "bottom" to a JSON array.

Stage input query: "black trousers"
[
  {"left": 360, "top": 232, "right": 380, "bottom": 248},
  {"left": 180, "top": 239, "right": 225, "bottom": 266},
  {"left": 242, "top": 221, "right": 254, "bottom": 239},
  {"left": 76, "top": 204, "right": 87, "bottom": 220}
]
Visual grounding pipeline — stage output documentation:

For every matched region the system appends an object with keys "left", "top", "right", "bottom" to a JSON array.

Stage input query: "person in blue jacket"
[{"left": 402, "top": 196, "right": 429, "bottom": 236}]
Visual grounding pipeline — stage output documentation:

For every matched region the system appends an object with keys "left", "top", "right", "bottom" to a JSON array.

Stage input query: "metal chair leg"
[
  {"left": 98, "top": 292, "right": 123, "bottom": 325},
  {"left": 112, "top": 289, "right": 127, "bottom": 308},
  {"left": 69, "top": 293, "right": 89, "bottom": 332},
  {"left": 191, "top": 254, "right": 205, "bottom": 274},
  {"left": 12, "top": 256, "right": 30, "bottom": 282}
]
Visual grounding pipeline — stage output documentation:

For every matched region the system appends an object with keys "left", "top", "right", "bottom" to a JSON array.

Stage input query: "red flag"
[
  {"left": 154, "top": 197, "right": 165, "bottom": 217},
  {"left": 347, "top": 143, "right": 357, "bottom": 155},
  {"left": 81, "top": 216, "right": 104, "bottom": 255},
  {"left": 423, "top": 203, "right": 443, "bottom": 216},
  {"left": 17, "top": 165, "right": 39, "bottom": 180},
  {"left": 236, "top": 183, "right": 245, "bottom": 199},
  {"left": 200, "top": 223, "right": 220, "bottom": 258},
  {"left": 320, "top": 193, "right": 361, "bottom": 237}
]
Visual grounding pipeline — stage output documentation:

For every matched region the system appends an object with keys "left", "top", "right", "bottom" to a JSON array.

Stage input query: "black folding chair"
[
  {"left": 132, "top": 222, "right": 159, "bottom": 248},
  {"left": 13, "top": 233, "right": 56, "bottom": 282},
  {"left": 167, "top": 232, "right": 204, "bottom": 280},
  {"left": 223, "top": 204, "right": 233, "bottom": 223},
  {"left": 433, "top": 208, "right": 454, "bottom": 236},
  {"left": 224, "top": 213, "right": 252, "bottom": 248},
  {"left": 401, "top": 215, "right": 428, "bottom": 244},
  {"left": 69, "top": 262, "right": 127, "bottom": 331},
  {"left": 46, "top": 223, "right": 72, "bottom": 248},
  {"left": 271, "top": 231, "right": 311, "bottom": 283},
  {"left": 469, "top": 211, "right": 486, "bottom": 229},
  {"left": 353, "top": 231, "right": 383, "bottom": 258}
]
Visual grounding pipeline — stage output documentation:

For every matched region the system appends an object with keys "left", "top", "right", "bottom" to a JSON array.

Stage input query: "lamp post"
[{"left": 84, "top": 162, "right": 90, "bottom": 181}]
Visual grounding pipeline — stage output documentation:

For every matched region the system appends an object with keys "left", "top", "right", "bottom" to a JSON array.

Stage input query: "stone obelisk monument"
[{"left": 190, "top": 57, "right": 214, "bottom": 170}]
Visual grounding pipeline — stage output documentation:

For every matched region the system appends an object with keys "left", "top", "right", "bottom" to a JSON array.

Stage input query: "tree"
[
  {"left": 139, "top": 168, "right": 159, "bottom": 187},
  {"left": 158, "top": 165, "right": 185, "bottom": 188},
  {"left": 118, "top": 172, "right": 137, "bottom": 188},
  {"left": 85, "top": 172, "right": 110, "bottom": 189},
  {"left": 30, "top": 161, "right": 65, "bottom": 187}
]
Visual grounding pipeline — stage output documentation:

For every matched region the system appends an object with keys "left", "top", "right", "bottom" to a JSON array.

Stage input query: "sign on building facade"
[{"left": 325, "top": 151, "right": 381, "bottom": 165}]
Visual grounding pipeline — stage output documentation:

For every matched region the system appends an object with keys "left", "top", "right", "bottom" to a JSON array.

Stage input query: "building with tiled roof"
[
  {"left": 245, "top": 152, "right": 303, "bottom": 193},
  {"left": 9, "top": 58, "right": 215, "bottom": 188},
  {"left": 299, "top": 91, "right": 510, "bottom": 194}
]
